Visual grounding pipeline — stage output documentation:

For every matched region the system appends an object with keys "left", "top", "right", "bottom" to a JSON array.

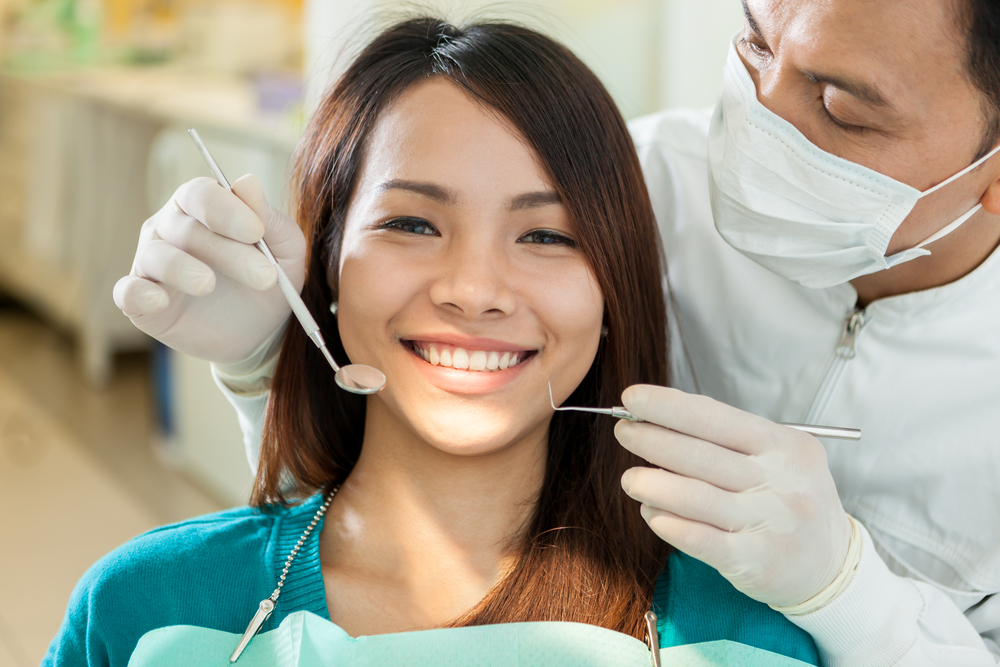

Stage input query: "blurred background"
[{"left": 0, "top": 0, "right": 740, "bottom": 663}]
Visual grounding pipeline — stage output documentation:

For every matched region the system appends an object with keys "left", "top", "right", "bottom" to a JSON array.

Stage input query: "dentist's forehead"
[{"left": 745, "top": 0, "right": 968, "bottom": 102}]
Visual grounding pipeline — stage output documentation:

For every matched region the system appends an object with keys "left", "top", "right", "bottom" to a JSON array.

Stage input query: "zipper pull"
[{"left": 837, "top": 309, "right": 866, "bottom": 359}]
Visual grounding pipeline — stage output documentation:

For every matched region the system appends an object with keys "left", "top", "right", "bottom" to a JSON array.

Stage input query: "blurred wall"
[{"left": 304, "top": 0, "right": 744, "bottom": 120}]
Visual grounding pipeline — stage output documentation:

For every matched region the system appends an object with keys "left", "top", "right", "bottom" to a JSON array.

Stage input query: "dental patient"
[{"left": 45, "top": 17, "right": 819, "bottom": 666}]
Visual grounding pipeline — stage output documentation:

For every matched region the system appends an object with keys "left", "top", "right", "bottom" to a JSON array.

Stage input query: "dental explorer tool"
[
  {"left": 187, "top": 129, "right": 386, "bottom": 395},
  {"left": 547, "top": 383, "right": 861, "bottom": 441}
]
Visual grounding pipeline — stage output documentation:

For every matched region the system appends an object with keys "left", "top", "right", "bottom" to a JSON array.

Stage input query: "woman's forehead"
[{"left": 357, "top": 79, "right": 556, "bottom": 202}]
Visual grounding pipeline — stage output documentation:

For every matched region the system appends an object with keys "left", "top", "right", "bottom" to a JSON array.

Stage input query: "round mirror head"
[{"left": 335, "top": 364, "right": 386, "bottom": 394}]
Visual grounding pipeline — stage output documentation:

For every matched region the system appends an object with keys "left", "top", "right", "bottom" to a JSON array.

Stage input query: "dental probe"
[
  {"left": 187, "top": 129, "right": 386, "bottom": 395},
  {"left": 547, "top": 383, "right": 862, "bottom": 441}
]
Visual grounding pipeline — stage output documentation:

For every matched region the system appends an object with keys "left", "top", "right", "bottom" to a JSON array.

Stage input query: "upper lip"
[{"left": 402, "top": 333, "right": 538, "bottom": 353}]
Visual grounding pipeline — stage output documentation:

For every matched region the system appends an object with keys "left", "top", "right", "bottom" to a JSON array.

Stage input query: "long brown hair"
[{"left": 255, "top": 17, "right": 671, "bottom": 640}]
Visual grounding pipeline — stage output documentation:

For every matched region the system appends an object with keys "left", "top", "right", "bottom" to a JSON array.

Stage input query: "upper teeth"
[{"left": 414, "top": 343, "right": 522, "bottom": 372}]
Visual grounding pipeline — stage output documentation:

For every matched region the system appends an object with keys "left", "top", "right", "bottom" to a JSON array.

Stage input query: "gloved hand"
[
  {"left": 616, "top": 384, "right": 853, "bottom": 609},
  {"left": 113, "top": 175, "right": 306, "bottom": 366}
]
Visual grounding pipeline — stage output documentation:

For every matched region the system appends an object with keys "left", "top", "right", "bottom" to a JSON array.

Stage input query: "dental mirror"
[{"left": 188, "top": 128, "right": 386, "bottom": 395}]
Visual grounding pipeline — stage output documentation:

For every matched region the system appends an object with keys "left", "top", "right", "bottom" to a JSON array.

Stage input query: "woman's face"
[{"left": 334, "top": 78, "right": 603, "bottom": 457}]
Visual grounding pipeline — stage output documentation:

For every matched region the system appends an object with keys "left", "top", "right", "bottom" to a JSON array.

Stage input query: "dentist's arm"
[{"left": 616, "top": 384, "right": 998, "bottom": 666}]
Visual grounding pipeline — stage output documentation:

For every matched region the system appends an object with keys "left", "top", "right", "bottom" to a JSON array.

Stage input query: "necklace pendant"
[{"left": 230, "top": 597, "right": 275, "bottom": 663}]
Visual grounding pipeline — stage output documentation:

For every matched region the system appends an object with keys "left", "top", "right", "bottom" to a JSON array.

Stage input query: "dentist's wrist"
[
  {"left": 769, "top": 515, "right": 863, "bottom": 616},
  {"left": 211, "top": 319, "right": 288, "bottom": 395}
]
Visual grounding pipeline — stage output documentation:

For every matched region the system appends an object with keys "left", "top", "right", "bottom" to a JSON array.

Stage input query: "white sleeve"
[
  {"left": 788, "top": 523, "right": 999, "bottom": 666},
  {"left": 210, "top": 356, "right": 275, "bottom": 476}
]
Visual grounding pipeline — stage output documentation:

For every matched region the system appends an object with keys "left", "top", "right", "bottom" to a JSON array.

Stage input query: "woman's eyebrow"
[
  {"left": 508, "top": 191, "right": 561, "bottom": 211},
  {"left": 377, "top": 179, "right": 457, "bottom": 204},
  {"left": 377, "top": 179, "right": 560, "bottom": 211}
]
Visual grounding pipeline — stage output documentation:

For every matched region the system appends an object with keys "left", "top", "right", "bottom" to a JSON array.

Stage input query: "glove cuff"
[
  {"left": 211, "top": 319, "right": 288, "bottom": 395},
  {"left": 769, "top": 514, "right": 862, "bottom": 616}
]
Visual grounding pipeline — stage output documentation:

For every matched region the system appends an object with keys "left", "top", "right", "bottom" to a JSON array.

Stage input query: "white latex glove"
[
  {"left": 113, "top": 175, "right": 305, "bottom": 366},
  {"left": 616, "top": 384, "right": 852, "bottom": 609}
]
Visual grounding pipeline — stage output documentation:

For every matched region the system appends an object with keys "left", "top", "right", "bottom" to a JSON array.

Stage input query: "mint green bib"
[{"left": 128, "top": 611, "right": 813, "bottom": 667}]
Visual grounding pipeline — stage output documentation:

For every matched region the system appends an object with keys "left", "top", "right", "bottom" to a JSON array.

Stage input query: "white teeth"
[
  {"left": 469, "top": 350, "right": 487, "bottom": 371},
  {"left": 452, "top": 348, "right": 470, "bottom": 369},
  {"left": 413, "top": 343, "right": 530, "bottom": 372}
]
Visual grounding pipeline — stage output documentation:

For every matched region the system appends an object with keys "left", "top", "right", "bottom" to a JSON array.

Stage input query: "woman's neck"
[{"left": 318, "top": 399, "right": 549, "bottom": 636}]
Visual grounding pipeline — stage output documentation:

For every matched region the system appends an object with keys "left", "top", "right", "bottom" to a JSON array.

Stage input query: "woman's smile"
[{"left": 400, "top": 334, "right": 539, "bottom": 394}]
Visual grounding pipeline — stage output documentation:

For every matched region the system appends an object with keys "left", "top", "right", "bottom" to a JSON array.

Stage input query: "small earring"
[
  {"left": 600, "top": 325, "right": 609, "bottom": 338},
  {"left": 329, "top": 301, "right": 338, "bottom": 316}
]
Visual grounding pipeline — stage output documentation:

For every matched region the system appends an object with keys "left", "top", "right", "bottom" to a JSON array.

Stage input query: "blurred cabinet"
[
  {"left": 0, "top": 67, "right": 298, "bottom": 386},
  {"left": 0, "top": 66, "right": 297, "bottom": 504}
]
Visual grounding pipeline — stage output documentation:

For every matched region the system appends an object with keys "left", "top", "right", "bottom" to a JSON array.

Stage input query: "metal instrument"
[
  {"left": 548, "top": 382, "right": 861, "bottom": 440},
  {"left": 187, "top": 129, "right": 386, "bottom": 395}
]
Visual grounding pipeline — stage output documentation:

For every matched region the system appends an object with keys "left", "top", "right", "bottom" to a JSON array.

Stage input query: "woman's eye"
[
  {"left": 380, "top": 217, "right": 439, "bottom": 236},
  {"left": 518, "top": 230, "right": 577, "bottom": 248}
]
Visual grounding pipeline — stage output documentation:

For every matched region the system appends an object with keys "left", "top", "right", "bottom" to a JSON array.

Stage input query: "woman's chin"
[{"left": 402, "top": 404, "right": 550, "bottom": 459}]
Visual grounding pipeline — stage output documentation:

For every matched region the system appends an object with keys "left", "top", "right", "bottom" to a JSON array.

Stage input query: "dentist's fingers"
[
  {"left": 154, "top": 207, "right": 277, "bottom": 290},
  {"left": 133, "top": 239, "right": 216, "bottom": 297},
  {"left": 615, "top": 420, "right": 763, "bottom": 492},
  {"left": 113, "top": 275, "right": 169, "bottom": 318},
  {"left": 621, "top": 466, "right": 748, "bottom": 533},
  {"left": 622, "top": 384, "right": 801, "bottom": 456},
  {"left": 639, "top": 504, "right": 735, "bottom": 569},
  {"left": 231, "top": 174, "right": 307, "bottom": 284},
  {"left": 174, "top": 177, "right": 265, "bottom": 244}
]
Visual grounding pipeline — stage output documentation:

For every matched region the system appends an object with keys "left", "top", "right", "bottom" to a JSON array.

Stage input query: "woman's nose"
[{"left": 428, "top": 240, "right": 517, "bottom": 319}]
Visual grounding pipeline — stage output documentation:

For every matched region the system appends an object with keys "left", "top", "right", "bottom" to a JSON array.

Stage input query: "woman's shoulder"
[
  {"left": 654, "top": 551, "right": 820, "bottom": 665},
  {"left": 42, "top": 501, "right": 316, "bottom": 667}
]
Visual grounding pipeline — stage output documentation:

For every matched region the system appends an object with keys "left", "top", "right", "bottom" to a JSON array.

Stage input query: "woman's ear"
[{"left": 981, "top": 175, "right": 1000, "bottom": 216}]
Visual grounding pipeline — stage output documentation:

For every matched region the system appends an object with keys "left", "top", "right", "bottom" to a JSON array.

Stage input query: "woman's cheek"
[{"left": 523, "top": 259, "right": 603, "bottom": 350}]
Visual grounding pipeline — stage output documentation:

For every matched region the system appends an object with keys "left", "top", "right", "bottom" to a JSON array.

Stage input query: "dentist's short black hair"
[{"left": 963, "top": 0, "right": 1000, "bottom": 158}]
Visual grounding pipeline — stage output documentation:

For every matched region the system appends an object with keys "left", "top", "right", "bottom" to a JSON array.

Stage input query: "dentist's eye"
[
  {"left": 380, "top": 217, "right": 439, "bottom": 236},
  {"left": 821, "top": 106, "right": 870, "bottom": 135},
  {"left": 518, "top": 230, "right": 577, "bottom": 248},
  {"left": 739, "top": 32, "right": 772, "bottom": 61}
]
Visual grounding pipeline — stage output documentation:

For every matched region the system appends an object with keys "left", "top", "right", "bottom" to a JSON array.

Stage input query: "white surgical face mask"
[{"left": 708, "top": 37, "right": 1000, "bottom": 289}]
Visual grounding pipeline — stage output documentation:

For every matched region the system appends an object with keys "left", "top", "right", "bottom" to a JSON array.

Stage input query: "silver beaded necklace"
[{"left": 229, "top": 486, "right": 339, "bottom": 663}]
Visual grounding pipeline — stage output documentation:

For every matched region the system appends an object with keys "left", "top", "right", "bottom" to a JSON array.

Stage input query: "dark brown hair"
[{"left": 254, "top": 16, "right": 671, "bottom": 639}]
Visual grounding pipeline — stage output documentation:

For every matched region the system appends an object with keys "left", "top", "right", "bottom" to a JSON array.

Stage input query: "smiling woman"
[
  {"left": 45, "top": 16, "right": 820, "bottom": 667},
  {"left": 262, "top": 18, "right": 668, "bottom": 637}
]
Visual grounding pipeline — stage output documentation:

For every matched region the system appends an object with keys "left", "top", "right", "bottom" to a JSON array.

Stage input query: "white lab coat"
[
  {"left": 216, "top": 107, "right": 1000, "bottom": 667},
  {"left": 629, "top": 108, "right": 1000, "bottom": 666}
]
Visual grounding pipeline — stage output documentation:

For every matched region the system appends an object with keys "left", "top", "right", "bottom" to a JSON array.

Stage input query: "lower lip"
[{"left": 404, "top": 344, "right": 532, "bottom": 394}]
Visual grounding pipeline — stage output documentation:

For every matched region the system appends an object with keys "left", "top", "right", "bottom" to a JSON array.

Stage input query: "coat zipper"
[{"left": 802, "top": 308, "right": 867, "bottom": 424}]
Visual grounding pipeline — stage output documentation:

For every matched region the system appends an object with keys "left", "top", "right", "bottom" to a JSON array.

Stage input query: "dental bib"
[{"left": 127, "top": 611, "right": 812, "bottom": 666}]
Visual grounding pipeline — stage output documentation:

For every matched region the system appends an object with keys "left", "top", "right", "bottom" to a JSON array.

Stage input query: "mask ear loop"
[
  {"left": 920, "top": 142, "right": 1000, "bottom": 198},
  {"left": 911, "top": 204, "right": 983, "bottom": 250},
  {"left": 902, "top": 143, "right": 1000, "bottom": 252}
]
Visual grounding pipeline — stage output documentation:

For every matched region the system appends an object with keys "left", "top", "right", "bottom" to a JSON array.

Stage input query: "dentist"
[{"left": 114, "top": 0, "right": 1000, "bottom": 665}]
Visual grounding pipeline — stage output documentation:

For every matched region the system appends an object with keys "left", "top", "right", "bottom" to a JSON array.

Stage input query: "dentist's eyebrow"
[
  {"left": 741, "top": 0, "right": 763, "bottom": 37},
  {"left": 508, "top": 190, "right": 561, "bottom": 211},
  {"left": 804, "top": 71, "right": 894, "bottom": 110},
  {"left": 378, "top": 179, "right": 457, "bottom": 204}
]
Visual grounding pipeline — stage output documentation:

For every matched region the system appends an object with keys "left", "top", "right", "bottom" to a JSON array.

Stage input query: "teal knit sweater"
[{"left": 43, "top": 494, "right": 819, "bottom": 666}]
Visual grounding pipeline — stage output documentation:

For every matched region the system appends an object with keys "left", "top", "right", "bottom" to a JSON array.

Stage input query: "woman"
[{"left": 45, "top": 17, "right": 818, "bottom": 666}]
